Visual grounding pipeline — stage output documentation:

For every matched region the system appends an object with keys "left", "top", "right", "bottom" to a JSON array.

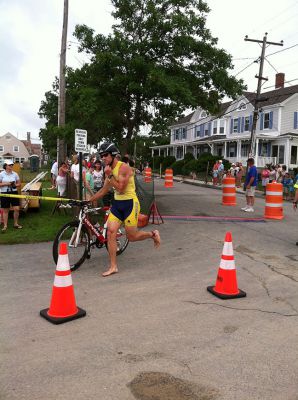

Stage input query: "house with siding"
[
  {"left": 0, "top": 132, "right": 45, "bottom": 167},
  {"left": 152, "top": 73, "right": 298, "bottom": 170}
]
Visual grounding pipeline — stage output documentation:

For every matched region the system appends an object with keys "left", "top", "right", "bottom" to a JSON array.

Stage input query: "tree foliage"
[{"left": 39, "top": 0, "right": 244, "bottom": 155}]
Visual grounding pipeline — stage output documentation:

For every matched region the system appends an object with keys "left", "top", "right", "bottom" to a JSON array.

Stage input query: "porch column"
[
  {"left": 237, "top": 140, "right": 241, "bottom": 160},
  {"left": 255, "top": 139, "right": 259, "bottom": 167},
  {"left": 159, "top": 148, "right": 161, "bottom": 156},
  {"left": 167, "top": 147, "right": 169, "bottom": 156},
  {"left": 211, "top": 143, "right": 214, "bottom": 155},
  {"left": 224, "top": 142, "right": 227, "bottom": 159},
  {"left": 151, "top": 148, "right": 154, "bottom": 157}
]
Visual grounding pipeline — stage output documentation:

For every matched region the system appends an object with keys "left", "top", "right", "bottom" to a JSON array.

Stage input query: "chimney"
[
  {"left": 27, "top": 132, "right": 31, "bottom": 141},
  {"left": 275, "top": 73, "right": 285, "bottom": 89}
]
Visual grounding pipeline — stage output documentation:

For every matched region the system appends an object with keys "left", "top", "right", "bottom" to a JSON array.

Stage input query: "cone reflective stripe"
[
  {"left": 207, "top": 232, "right": 246, "bottom": 299},
  {"left": 40, "top": 242, "right": 86, "bottom": 324}
]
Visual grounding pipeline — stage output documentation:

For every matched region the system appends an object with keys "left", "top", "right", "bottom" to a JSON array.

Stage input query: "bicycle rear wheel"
[
  {"left": 53, "top": 221, "right": 90, "bottom": 271},
  {"left": 105, "top": 225, "right": 129, "bottom": 255}
]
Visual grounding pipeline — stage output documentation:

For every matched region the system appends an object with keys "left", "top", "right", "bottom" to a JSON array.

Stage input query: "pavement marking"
[{"left": 161, "top": 215, "right": 266, "bottom": 222}]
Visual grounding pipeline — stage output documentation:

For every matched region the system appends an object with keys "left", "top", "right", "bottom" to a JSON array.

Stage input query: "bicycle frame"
[{"left": 69, "top": 206, "right": 109, "bottom": 248}]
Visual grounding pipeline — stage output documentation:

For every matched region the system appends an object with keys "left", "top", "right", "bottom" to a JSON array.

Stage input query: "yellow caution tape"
[{"left": 0, "top": 193, "right": 73, "bottom": 202}]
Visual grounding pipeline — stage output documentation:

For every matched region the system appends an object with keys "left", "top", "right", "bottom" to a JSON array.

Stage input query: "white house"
[{"left": 152, "top": 73, "right": 298, "bottom": 170}]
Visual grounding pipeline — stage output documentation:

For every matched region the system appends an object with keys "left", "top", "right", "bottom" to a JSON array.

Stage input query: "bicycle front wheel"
[
  {"left": 53, "top": 221, "right": 90, "bottom": 271},
  {"left": 105, "top": 225, "right": 129, "bottom": 256}
]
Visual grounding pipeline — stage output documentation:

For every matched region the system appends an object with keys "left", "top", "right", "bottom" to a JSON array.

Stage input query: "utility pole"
[
  {"left": 57, "top": 0, "right": 69, "bottom": 164},
  {"left": 244, "top": 33, "right": 283, "bottom": 158}
]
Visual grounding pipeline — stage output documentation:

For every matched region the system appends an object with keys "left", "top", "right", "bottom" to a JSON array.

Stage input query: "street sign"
[{"left": 75, "top": 129, "right": 87, "bottom": 152}]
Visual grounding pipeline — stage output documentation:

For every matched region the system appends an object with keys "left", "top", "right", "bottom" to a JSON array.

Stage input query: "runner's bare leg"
[{"left": 102, "top": 220, "right": 121, "bottom": 277}]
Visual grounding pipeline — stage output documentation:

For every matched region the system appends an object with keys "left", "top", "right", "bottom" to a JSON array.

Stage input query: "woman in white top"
[{"left": 0, "top": 160, "right": 22, "bottom": 231}]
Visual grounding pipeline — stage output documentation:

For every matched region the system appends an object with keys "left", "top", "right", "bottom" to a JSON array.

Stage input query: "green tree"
[{"left": 39, "top": 0, "right": 244, "bottom": 154}]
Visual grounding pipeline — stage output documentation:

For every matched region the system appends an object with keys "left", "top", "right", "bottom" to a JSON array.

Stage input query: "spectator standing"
[
  {"left": 236, "top": 162, "right": 243, "bottom": 188},
  {"left": 0, "top": 160, "right": 22, "bottom": 231},
  {"left": 261, "top": 165, "right": 270, "bottom": 195},
  {"left": 71, "top": 155, "right": 87, "bottom": 199},
  {"left": 241, "top": 158, "right": 258, "bottom": 212},
  {"left": 85, "top": 164, "right": 95, "bottom": 202},
  {"left": 283, "top": 172, "right": 294, "bottom": 201},
  {"left": 56, "top": 162, "right": 69, "bottom": 197},
  {"left": 217, "top": 160, "right": 224, "bottom": 184},
  {"left": 50, "top": 160, "right": 58, "bottom": 189},
  {"left": 212, "top": 160, "right": 219, "bottom": 185},
  {"left": 92, "top": 160, "right": 104, "bottom": 192},
  {"left": 269, "top": 166, "right": 277, "bottom": 183}
]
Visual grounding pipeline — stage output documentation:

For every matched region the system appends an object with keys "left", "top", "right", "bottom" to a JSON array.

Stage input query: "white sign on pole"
[{"left": 75, "top": 129, "right": 87, "bottom": 152}]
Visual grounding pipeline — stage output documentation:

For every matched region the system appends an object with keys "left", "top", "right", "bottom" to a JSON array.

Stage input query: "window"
[
  {"left": 213, "top": 120, "right": 218, "bottom": 135},
  {"left": 278, "top": 145, "right": 285, "bottom": 164},
  {"left": 260, "top": 111, "right": 273, "bottom": 130},
  {"left": 182, "top": 127, "right": 187, "bottom": 139},
  {"left": 204, "top": 124, "right": 209, "bottom": 136},
  {"left": 0, "top": 145, "right": 3, "bottom": 152},
  {"left": 294, "top": 112, "right": 298, "bottom": 129},
  {"left": 272, "top": 145, "right": 278, "bottom": 158},
  {"left": 291, "top": 145, "right": 297, "bottom": 164},
  {"left": 5, "top": 135, "right": 11, "bottom": 140},
  {"left": 244, "top": 116, "right": 250, "bottom": 131},
  {"left": 13, "top": 145, "right": 19, "bottom": 152},
  {"left": 175, "top": 129, "right": 180, "bottom": 140},
  {"left": 241, "top": 143, "right": 249, "bottom": 157},
  {"left": 233, "top": 119, "right": 239, "bottom": 133},
  {"left": 219, "top": 120, "right": 225, "bottom": 134},
  {"left": 264, "top": 112, "right": 270, "bottom": 129},
  {"left": 200, "top": 111, "right": 207, "bottom": 119}
]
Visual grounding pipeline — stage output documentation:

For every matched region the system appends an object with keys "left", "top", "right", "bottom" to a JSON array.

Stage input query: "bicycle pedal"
[{"left": 86, "top": 252, "right": 91, "bottom": 259}]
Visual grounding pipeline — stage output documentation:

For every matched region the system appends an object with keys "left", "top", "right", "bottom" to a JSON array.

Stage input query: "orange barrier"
[
  {"left": 222, "top": 177, "right": 236, "bottom": 206},
  {"left": 144, "top": 167, "right": 152, "bottom": 183},
  {"left": 264, "top": 182, "right": 283, "bottom": 220},
  {"left": 138, "top": 213, "right": 149, "bottom": 228},
  {"left": 164, "top": 168, "right": 173, "bottom": 188},
  {"left": 207, "top": 232, "right": 246, "bottom": 299},
  {"left": 40, "top": 242, "right": 86, "bottom": 324}
]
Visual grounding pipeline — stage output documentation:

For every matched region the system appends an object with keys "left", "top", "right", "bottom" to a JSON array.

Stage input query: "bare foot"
[
  {"left": 152, "top": 230, "right": 161, "bottom": 248},
  {"left": 102, "top": 268, "right": 118, "bottom": 277}
]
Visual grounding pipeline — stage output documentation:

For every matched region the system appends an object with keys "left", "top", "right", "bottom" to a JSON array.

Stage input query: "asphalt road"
[{"left": 1, "top": 179, "right": 298, "bottom": 400}]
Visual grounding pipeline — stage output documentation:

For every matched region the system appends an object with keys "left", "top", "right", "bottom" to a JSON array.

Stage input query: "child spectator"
[
  {"left": 261, "top": 165, "right": 270, "bottom": 195},
  {"left": 283, "top": 172, "right": 294, "bottom": 201}
]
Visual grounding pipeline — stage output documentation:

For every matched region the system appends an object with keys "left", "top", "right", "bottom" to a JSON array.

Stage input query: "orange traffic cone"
[
  {"left": 207, "top": 232, "right": 246, "bottom": 299},
  {"left": 40, "top": 242, "right": 86, "bottom": 324}
]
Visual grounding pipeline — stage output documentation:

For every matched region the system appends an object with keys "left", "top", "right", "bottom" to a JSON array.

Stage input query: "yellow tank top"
[{"left": 112, "top": 161, "right": 137, "bottom": 200}]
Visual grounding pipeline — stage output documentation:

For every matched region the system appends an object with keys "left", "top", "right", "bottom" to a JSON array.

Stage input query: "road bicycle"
[{"left": 52, "top": 200, "right": 129, "bottom": 271}]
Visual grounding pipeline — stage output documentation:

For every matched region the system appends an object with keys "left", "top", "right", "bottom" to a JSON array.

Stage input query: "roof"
[
  {"left": 193, "top": 134, "right": 226, "bottom": 143},
  {"left": 174, "top": 111, "right": 195, "bottom": 126},
  {"left": 21, "top": 140, "right": 42, "bottom": 156},
  {"left": 244, "top": 85, "right": 298, "bottom": 108}
]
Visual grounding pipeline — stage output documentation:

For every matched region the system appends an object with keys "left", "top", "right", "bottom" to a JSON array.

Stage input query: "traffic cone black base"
[
  {"left": 40, "top": 307, "right": 86, "bottom": 325},
  {"left": 207, "top": 286, "right": 246, "bottom": 300}
]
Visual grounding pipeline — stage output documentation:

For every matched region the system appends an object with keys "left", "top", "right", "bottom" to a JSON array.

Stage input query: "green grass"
[{"left": 0, "top": 185, "right": 73, "bottom": 245}]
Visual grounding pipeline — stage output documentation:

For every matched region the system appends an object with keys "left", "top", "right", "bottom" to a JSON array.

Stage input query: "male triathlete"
[{"left": 90, "top": 143, "right": 161, "bottom": 277}]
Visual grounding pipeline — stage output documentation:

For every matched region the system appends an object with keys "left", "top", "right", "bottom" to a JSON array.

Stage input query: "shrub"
[
  {"left": 182, "top": 159, "right": 200, "bottom": 175},
  {"left": 153, "top": 155, "right": 164, "bottom": 169},
  {"left": 184, "top": 152, "right": 195, "bottom": 162},
  {"left": 171, "top": 160, "right": 185, "bottom": 175},
  {"left": 161, "top": 155, "right": 176, "bottom": 171}
]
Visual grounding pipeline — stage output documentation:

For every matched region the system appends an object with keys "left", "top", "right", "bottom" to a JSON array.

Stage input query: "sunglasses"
[{"left": 100, "top": 153, "right": 110, "bottom": 158}]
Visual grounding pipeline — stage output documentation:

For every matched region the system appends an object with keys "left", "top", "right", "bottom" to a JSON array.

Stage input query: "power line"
[
  {"left": 264, "top": 57, "right": 279, "bottom": 74},
  {"left": 234, "top": 60, "right": 258, "bottom": 77},
  {"left": 263, "top": 78, "right": 298, "bottom": 89},
  {"left": 266, "top": 43, "right": 298, "bottom": 57}
]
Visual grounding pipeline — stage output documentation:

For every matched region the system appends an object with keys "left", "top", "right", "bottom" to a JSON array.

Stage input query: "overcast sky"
[{"left": 0, "top": 0, "right": 297, "bottom": 141}]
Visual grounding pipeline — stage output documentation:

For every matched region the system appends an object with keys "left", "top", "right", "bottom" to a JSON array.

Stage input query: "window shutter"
[
  {"left": 230, "top": 118, "right": 233, "bottom": 134},
  {"left": 249, "top": 115, "right": 253, "bottom": 130},
  {"left": 294, "top": 112, "right": 298, "bottom": 129},
  {"left": 200, "top": 124, "right": 204, "bottom": 137},
  {"left": 269, "top": 111, "right": 273, "bottom": 129},
  {"left": 267, "top": 142, "right": 271, "bottom": 156},
  {"left": 208, "top": 122, "right": 212, "bottom": 136},
  {"left": 260, "top": 112, "right": 264, "bottom": 130},
  {"left": 237, "top": 117, "right": 241, "bottom": 133}
]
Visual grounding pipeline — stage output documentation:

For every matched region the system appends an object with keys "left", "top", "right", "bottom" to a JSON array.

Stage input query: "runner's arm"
[{"left": 109, "top": 164, "right": 131, "bottom": 193}]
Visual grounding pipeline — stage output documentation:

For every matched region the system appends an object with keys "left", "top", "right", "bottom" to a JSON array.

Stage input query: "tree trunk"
[{"left": 57, "top": 0, "right": 68, "bottom": 163}]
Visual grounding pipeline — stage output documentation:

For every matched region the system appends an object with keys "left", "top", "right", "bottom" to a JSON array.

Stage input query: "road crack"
[{"left": 186, "top": 301, "right": 298, "bottom": 317}]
